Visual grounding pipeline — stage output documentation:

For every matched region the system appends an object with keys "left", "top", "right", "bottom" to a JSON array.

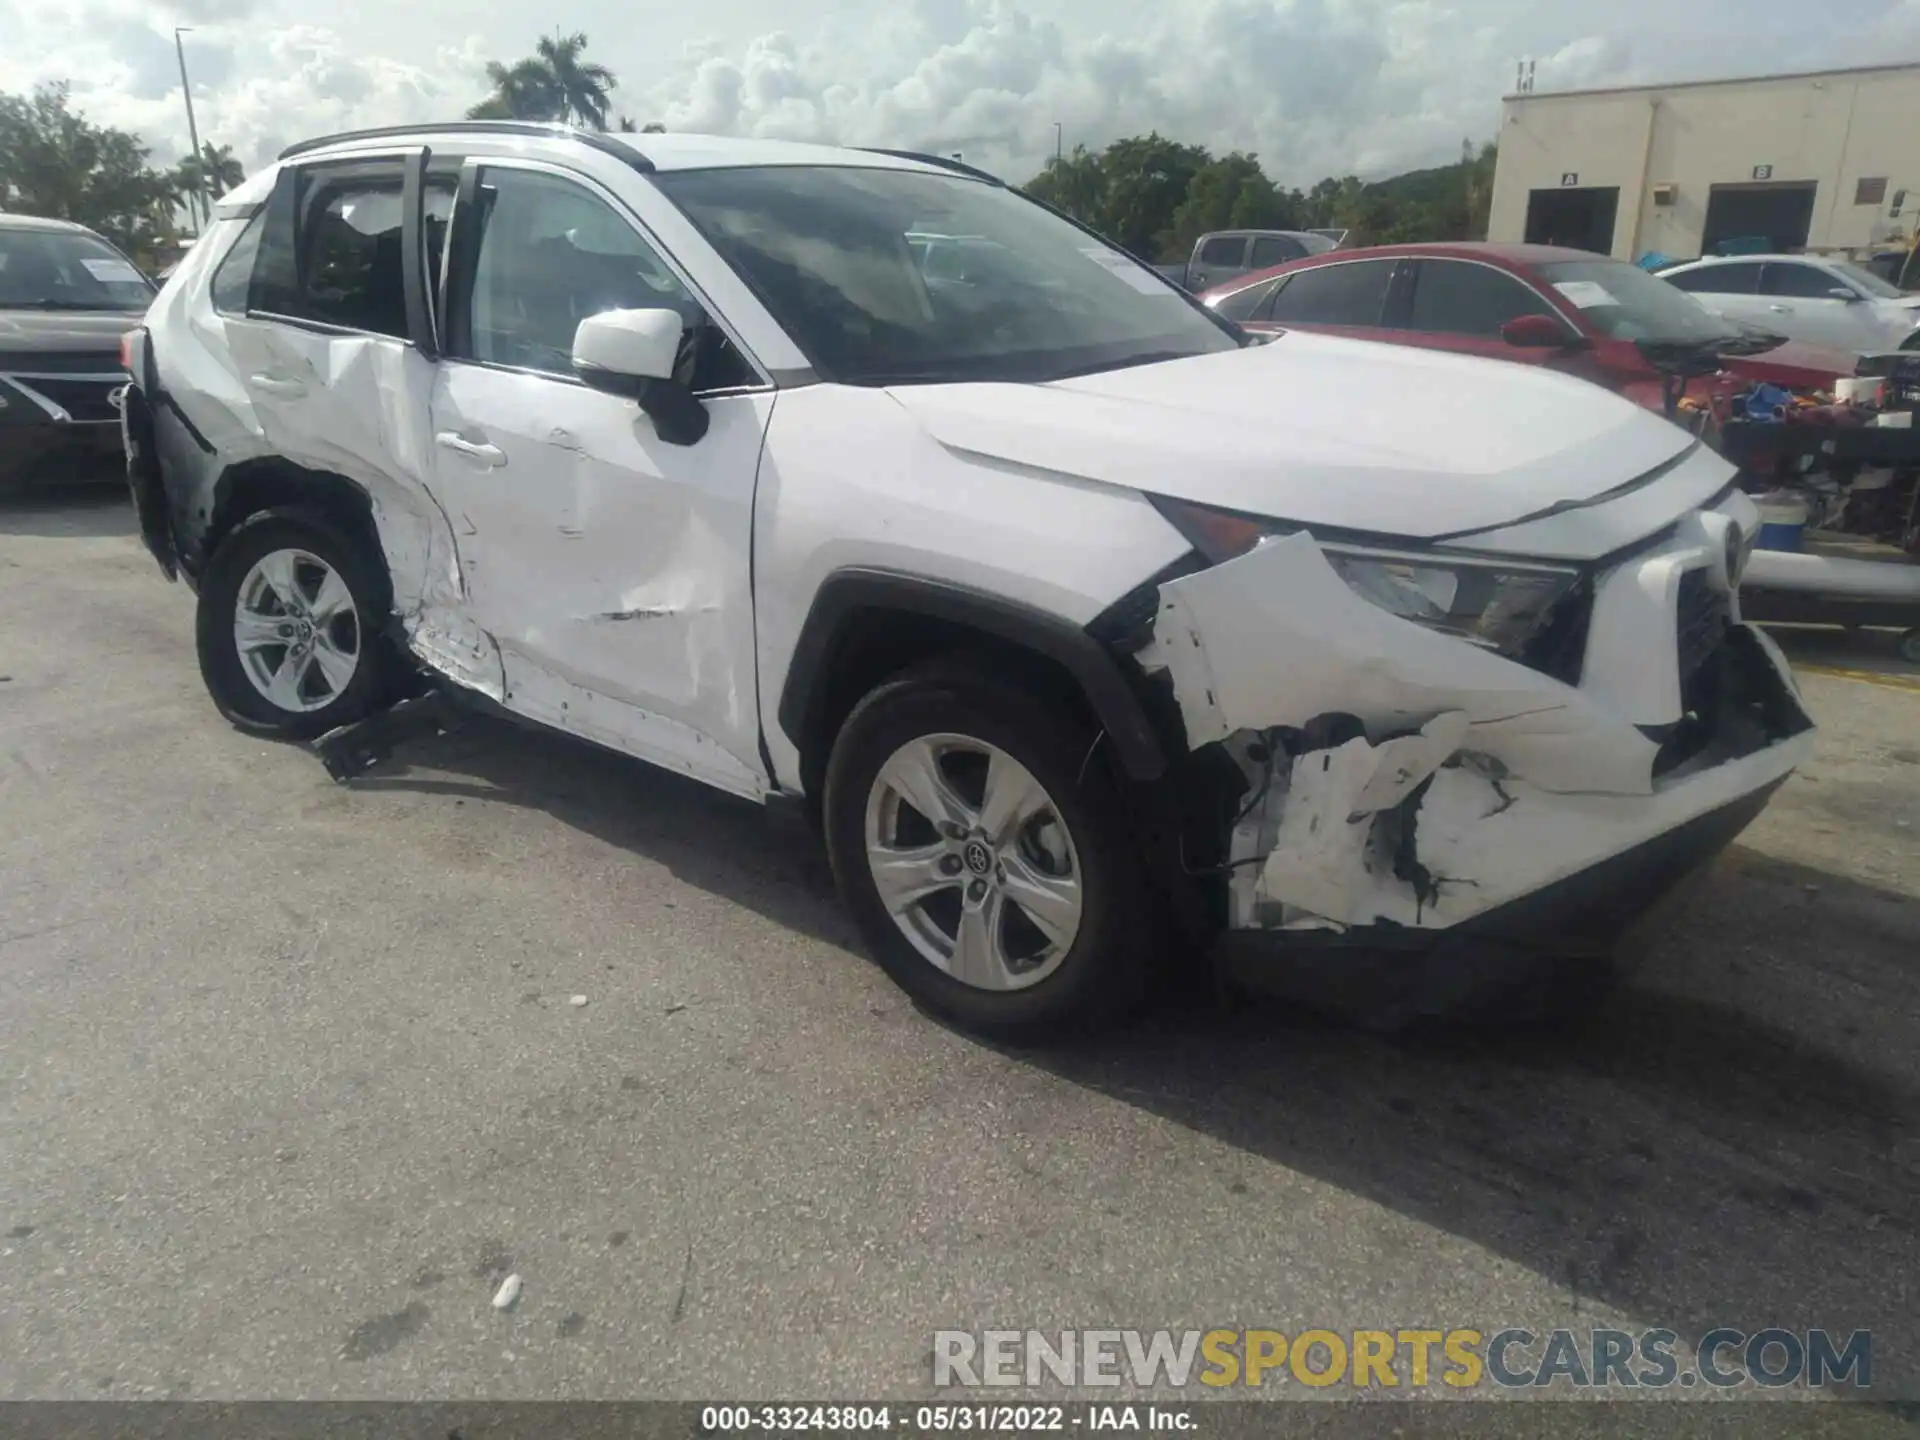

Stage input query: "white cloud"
[{"left": 3, "top": 0, "right": 1917, "bottom": 185}]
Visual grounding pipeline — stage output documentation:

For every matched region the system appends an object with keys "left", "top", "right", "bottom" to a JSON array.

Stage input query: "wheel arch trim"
[{"left": 776, "top": 568, "right": 1171, "bottom": 783}]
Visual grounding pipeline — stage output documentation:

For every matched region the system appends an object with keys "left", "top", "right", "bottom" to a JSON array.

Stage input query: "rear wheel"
[
  {"left": 822, "top": 660, "right": 1150, "bottom": 1037},
  {"left": 195, "top": 509, "right": 390, "bottom": 739}
]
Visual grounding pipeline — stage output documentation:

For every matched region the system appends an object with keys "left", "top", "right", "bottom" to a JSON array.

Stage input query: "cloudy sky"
[{"left": 6, "top": 0, "right": 1920, "bottom": 187}]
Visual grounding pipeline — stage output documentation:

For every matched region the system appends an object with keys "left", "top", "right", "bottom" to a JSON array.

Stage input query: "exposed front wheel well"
[{"left": 793, "top": 610, "right": 1098, "bottom": 805}]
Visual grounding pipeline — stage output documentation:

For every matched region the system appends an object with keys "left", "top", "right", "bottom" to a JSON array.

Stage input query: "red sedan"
[{"left": 1199, "top": 242, "right": 1857, "bottom": 414}]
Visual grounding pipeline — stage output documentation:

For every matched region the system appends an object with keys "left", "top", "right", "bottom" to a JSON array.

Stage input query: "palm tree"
[
  {"left": 536, "top": 32, "right": 616, "bottom": 130},
  {"left": 466, "top": 33, "right": 617, "bottom": 130},
  {"left": 172, "top": 142, "right": 244, "bottom": 230}
]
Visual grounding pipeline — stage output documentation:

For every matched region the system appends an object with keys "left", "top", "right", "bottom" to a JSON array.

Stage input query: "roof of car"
[
  {"left": 1200, "top": 240, "right": 1611, "bottom": 299},
  {"left": 277, "top": 123, "right": 986, "bottom": 179},
  {"left": 1663, "top": 254, "right": 1829, "bottom": 266},
  {"left": 0, "top": 212, "right": 98, "bottom": 235}
]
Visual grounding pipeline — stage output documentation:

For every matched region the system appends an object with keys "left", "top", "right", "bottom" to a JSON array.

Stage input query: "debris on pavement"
[
  {"left": 568, "top": 995, "right": 589, "bottom": 1008},
  {"left": 491, "top": 1274, "right": 522, "bottom": 1310}
]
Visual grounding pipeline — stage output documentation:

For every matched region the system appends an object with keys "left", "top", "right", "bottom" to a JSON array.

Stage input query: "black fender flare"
[{"left": 776, "top": 568, "right": 1170, "bottom": 782}]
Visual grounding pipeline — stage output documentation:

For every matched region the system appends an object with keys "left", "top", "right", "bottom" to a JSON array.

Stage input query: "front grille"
[
  {"left": 5, "top": 373, "right": 125, "bottom": 423},
  {"left": 1675, "top": 568, "right": 1731, "bottom": 684},
  {"left": 0, "top": 349, "right": 123, "bottom": 374}
]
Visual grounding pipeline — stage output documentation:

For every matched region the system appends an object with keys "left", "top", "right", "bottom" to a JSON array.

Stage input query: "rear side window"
[
  {"left": 251, "top": 162, "right": 409, "bottom": 337},
  {"left": 210, "top": 212, "right": 265, "bottom": 316},
  {"left": 1248, "top": 235, "right": 1304, "bottom": 269},
  {"left": 1666, "top": 262, "right": 1762, "bottom": 295},
  {"left": 1213, "top": 277, "right": 1281, "bottom": 322},
  {"left": 1198, "top": 236, "right": 1244, "bottom": 266},
  {"left": 1265, "top": 260, "right": 1396, "bottom": 326},
  {"left": 1405, "top": 260, "right": 1558, "bottom": 338},
  {"left": 1761, "top": 263, "right": 1844, "bottom": 299}
]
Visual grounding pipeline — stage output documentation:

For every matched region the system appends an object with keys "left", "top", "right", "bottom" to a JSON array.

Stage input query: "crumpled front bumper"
[{"left": 1139, "top": 512, "right": 1815, "bottom": 1005}]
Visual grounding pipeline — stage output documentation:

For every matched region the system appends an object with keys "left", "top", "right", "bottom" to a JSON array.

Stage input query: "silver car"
[{"left": 1660, "top": 253, "right": 1920, "bottom": 354}]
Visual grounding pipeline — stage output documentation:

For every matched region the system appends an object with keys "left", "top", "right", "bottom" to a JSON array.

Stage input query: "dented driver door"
[{"left": 423, "top": 160, "right": 774, "bottom": 798}]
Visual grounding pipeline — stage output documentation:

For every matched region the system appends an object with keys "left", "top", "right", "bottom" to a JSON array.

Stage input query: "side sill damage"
[{"left": 1138, "top": 532, "right": 1814, "bottom": 935}]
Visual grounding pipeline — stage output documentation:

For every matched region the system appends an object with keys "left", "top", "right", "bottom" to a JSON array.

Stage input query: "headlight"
[{"left": 1151, "top": 495, "right": 1585, "bottom": 660}]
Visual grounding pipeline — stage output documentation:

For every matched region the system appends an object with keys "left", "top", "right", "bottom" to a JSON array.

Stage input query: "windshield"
[
  {"left": 1829, "top": 260, "right": 1905, "bottom": 300},
  {"left": 0, "top": 226, "right": 155, "bottom": 311},
  {"left": 1535, "top": 258, "right": 1737, "bottom": 347},
  {"left": 652, "top": 165, "right": 1239, "bottom": 385}
]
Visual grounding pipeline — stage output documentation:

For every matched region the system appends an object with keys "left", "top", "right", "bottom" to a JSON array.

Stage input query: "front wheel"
[
  {"left": 822, "top": 660, "right": 1150, "bottom": 1037},
  {"left": 195, "top": 509, "right": 391, "bottom": 739}
]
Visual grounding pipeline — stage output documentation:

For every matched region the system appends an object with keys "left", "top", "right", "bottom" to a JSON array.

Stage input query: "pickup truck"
[{"left": 1156, "top": 229, "right": 1336, "bottom": 292}]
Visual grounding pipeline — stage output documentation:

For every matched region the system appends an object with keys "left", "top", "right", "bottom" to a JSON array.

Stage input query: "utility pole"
[
  {"left": 174, "top": 27, "right": 208, "bottom": 233},
  {"left": 1053, "top": 122, "right": 1063, "bottom": 164}
]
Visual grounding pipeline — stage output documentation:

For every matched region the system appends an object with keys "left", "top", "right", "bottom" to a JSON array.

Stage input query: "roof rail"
[
  {"left": 860, "top": 148, "right": 1003, "bottom": 185},
  {"left": 278, "top": 121, "right": 654, "bottom": 172}
]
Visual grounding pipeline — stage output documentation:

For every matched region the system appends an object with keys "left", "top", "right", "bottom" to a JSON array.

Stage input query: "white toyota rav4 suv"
[{"left": 122, "top": 124, "right": 1815, "bottom": 1035}]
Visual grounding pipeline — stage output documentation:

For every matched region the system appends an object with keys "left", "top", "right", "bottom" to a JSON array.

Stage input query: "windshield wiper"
[{"left": 1048, "top": 349, "right": 1203, "bottom": 381}]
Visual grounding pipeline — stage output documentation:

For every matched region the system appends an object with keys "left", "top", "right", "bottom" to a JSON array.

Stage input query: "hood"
[
  {"left": 885, "top": 331, "right": 1697, "bottom": 541},
  {"left": 0, "top": 308, "right": 146, "bottom": 356}
]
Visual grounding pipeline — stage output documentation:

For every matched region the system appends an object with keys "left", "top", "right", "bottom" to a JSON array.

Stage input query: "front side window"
[
  {"left": 653, "top": 165, "right": 1237, "bottom": 386},
  {"left": 1248, "top": 235, "right": 1304, "bottom": 269},
  {"left": 0, "top": 225, "right": 154, "bottom": 311},
  {"left": 1825, "top": 260, "right": 1902, "bottom": 299},
  {"left": 1761, "top": 263, "right": 1846, "bottom": 299},
  {"left": 450, "top": 166, "right": 752, "bottom": 389},
  {"left": 1405, "top": 260, "right": 1557, "bottom": 338},
  {"left": 1212, "top": 277, "right": 1281, "bottom": 322},
  {"left": 1264, "top": 260, "right": 1396, "bottom": 327},
  {"left": 1198, "top": 236, "right": 1245, "bottom": 267}
]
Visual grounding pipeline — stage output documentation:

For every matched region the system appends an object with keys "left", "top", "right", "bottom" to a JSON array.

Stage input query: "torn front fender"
[{"left": 1140, "top": 532, "right": 1814, "bottom": 936}]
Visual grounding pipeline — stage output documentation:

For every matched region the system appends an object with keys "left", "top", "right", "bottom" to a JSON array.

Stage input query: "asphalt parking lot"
[{"left": 2, "top": 489, "right": 1917, "bottom": 1417}]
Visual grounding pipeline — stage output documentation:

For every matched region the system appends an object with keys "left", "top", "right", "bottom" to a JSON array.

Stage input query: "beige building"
[{"left": 1487, "top": 62, "right": 1920, "bottom": 263}]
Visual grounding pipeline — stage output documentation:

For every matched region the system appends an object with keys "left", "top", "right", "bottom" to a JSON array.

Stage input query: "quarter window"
[
  {"left": 1212, "top": 278, "right": 1281, "bottom": 322},
  {"left": 210, "top": 211, "right": 265, "bottom": 316}
]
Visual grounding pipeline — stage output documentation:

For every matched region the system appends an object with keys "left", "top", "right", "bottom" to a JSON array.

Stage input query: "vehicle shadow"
[
  {"left": 358, "top": 714, "right": 1918, "bottom": 1373},
  {"left": 0, "top": 488, "right": 136, "bottom": 538}
]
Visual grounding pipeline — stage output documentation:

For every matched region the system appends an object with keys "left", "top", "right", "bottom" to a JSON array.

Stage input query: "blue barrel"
[{"left": 1755, "top": 494, "right": 1809, "bottom": 552}]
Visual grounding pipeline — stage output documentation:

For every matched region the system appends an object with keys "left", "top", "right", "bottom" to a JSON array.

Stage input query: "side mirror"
[
  {"left": 1829, "top": 287, "right": 1862, "bottom": 302},
  {"left": 1500, "top": 313, "right": 1584, "bottom": 349},
  {"left": 572, "top": 308, "right": 709, "bottom": 446}
]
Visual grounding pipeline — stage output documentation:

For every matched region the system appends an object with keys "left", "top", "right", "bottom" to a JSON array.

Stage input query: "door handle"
[
  {"left": 1766, "top": 304, "right": 1791, "bottom": 313},
  {"left": 435, "top": 432, "right": 507, "bottom": 467},
  {"left": 247, "top": 374, "right": 307, "bottom": 398}
]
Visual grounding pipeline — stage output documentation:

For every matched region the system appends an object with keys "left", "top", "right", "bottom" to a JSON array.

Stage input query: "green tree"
[
  {"left": 172, "top": 140, "right": 244, "bottom": 224},
  {"left": 1163, "top": 153, "right": 1300, "bottom": 259},
  {"left": 1023, "top": 143, "right": 1104, "bottom": 224},
  {"left": 0, "top": 82, "right": 180, "bottom": 259},
  {"left": 1094, "top": 133, "right": 1212, "bottom": 260},
  {"left": 467, "top": 33, "right": 617, "bottom": 129}
]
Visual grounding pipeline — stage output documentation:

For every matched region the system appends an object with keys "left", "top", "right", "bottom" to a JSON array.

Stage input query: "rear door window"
[{"left": 1265, "top": 260, "right": 1397, "bottom": 326}]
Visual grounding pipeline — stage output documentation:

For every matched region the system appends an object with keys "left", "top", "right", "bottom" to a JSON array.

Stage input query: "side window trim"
[{"left": 438, "top": 155, "right": 771, "bottom": 393}]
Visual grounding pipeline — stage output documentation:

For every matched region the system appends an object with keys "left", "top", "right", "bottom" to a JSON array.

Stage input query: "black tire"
[
  {"left": 822, "top": 658, "right": 1151, "bottom": 1038},
  {"left": 194, "top": 507, "right": 391, "bottom": 740}
]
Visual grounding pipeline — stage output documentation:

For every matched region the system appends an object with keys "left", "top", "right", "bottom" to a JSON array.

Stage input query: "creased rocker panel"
[{"left": 127, "top": 124, "right": 1814, "bottom": 954}]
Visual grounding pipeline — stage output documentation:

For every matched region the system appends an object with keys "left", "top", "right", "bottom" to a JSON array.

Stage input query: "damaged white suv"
[{"left": 123, "top": 124, "right": 1814, "bottom": 1034}]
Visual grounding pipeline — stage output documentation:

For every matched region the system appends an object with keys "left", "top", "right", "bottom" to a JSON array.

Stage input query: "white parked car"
[
  {"left": 1659, "top": 253, "right": 1920, "bottom": 354},
  {"left": 121, "top": 123, "right": 1815, "bottom": 1034}
]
